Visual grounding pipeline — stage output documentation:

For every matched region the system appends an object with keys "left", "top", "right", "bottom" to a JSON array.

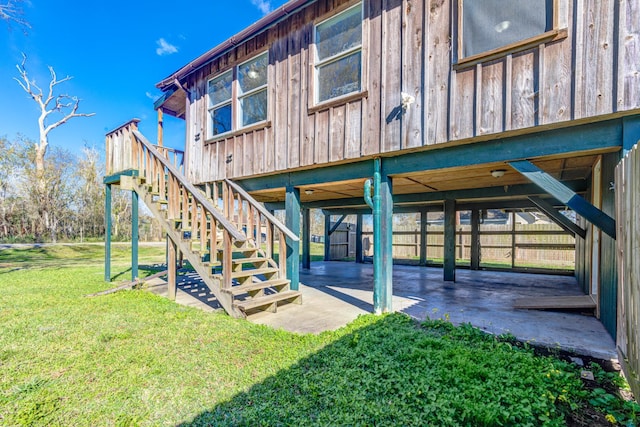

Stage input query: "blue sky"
[{"left": 0, "top": 0, "right": 288, "bottom": 155}]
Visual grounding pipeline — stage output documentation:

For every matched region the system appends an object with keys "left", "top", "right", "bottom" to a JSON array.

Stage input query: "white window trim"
[
  {"left": 207, "top": 69, "right": 233, "bottom": 139},
  {"left": 237, "top": 52, "right": 269, "bottom": 130},
  {"left": 313, "top": 2, "right": 364, "bottom": 106}
]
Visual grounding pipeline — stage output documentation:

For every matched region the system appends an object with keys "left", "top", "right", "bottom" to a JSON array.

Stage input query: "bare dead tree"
[
  {"left": 0, "top": 0, "right": 30, "bottom": 30},
  {"left": 14, "top": 54, "right": 95, "bottom": 181}
]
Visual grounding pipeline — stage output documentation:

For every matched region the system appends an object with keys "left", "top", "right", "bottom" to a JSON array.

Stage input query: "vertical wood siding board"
[
  {"left": 363, "top": 0, "right": 383, "bottom": 156},
  {"left": 275, "top": 34, "right": 289, "bottom": 171},
  {"left": 595, "top": 0, "right": 615, "bottom": 115},
  {"left": 504, "top": 54, "right": 513, "bottom": 131},
  {"left": 288, "top": 16, "right": 302, "bottom": 169},
  {"left": 480, "top": 60, "right": 504, "bottom": 135},
  {"left": 426, "top": 0, "right": 450, "bottom": 145},
  {"left": 622, "top": 0, "right": 640, "bottom": 110},
  {"left": 382, "top": 0, "right": 403, "bottom": 153},
  {"left": 329, "top": 105, "right": 346, "bottom": 162},
  {"left": 244, "top": 132, "right": 254, "bottom": 176},
  {"left": 315, "top": 110, "right": 329, "bottom": 164},
  {"left": 266, "top": 45, "right": 276, "bottom": 175},
  {"left": 451, "top": 68, "right": 474, "bottom": 140},
  {"left": 345, "top": 100, "right": 363, "bottom": 158},
  {"left": 402, "top": 0, "right": 424, "bottom": 149},
  {"left": 534, "top": 47, "right": 542, "bottom": 127},
  {"left": 474, "top": 63, "right": 482, "bottom": 136},
  {"left": 570, "top": 0, "right": 582, "bottom": 120},
  {"left": 300, "top": 23, "right": 312, "bottom": 167},
  {"left": 511, "top": 52, "right": 536, "bottom": 129},
  {"left": 612, "top": 0, "right": 621, "bottom": 113}
]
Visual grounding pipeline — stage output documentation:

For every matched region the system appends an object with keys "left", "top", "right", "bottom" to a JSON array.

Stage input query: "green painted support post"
[
  {"left": 285, "top": 185, "right": 300, "bottom": 291},
  {"left": 379, "top": 164, "right": 394, "bottom": 313},
  {"left": 470, "top": 209, "right": 480, "bottom": 270},
  {"left": 104, "top": 183, "right": 112, "bottom": 282},
  {"left": 444, "top": 199, "right": 456, "bottom": 282},
  {"left": 419, "top": 210, "right": 427, "bottom": 266},
  {"left": 302, "top": 208, "right": 311, "bottom": 269},
  {"left": 324, "top": 214, "right": 331, "bottom": 261},
  {"left": 131, "top": 190, "right": 139, "bottom": 281},
  {"left": 355, "top": 214, "right": 363, "bottom": 263}
]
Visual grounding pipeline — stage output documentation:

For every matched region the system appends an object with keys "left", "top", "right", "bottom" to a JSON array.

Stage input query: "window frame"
[
  {"left": 455, "top": 0, "right": 567, "bottom": 70},
  {"left": 312, "top": 1, "right": 365, "bottom": 108},
  {"left": 205, "top": 51, "right": 270, "bottom": 141}
]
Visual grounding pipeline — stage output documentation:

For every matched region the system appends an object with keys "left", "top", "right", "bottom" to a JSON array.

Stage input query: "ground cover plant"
[{"left": 0, "top": 244, "right": 637, "bottom": 426}]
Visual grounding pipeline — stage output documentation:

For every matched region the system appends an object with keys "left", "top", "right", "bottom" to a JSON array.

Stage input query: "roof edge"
[{"left": 156, "top": 0, "right": 316, "bottom": 91}]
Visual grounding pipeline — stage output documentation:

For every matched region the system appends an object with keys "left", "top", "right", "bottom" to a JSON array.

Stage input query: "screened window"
[
  {"left": 238, "top": 52, "right": 268, "bottom": 127},
  {"left": 206, "top": 52, "right": 269, "bottom": 139},
  {"left": 460, "top": 0, "right": 554, "bottom": 58},
  {"left": 207, "top": 70, "right": 232, "bottom": 137},
  {"left": 315, "top": 3, "right": 362, "bottom": 103}
]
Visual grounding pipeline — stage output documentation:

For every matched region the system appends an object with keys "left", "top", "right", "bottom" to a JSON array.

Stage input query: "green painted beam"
[
  {"left": 285, "top": 185, "right": 301, "bottom": 291},
  {"left": 237, "top": 118, "right": 623, "bottom": 192},
  {"left": 355, "top": 214, "right": 363, "bottom": 264},
  {"left": 302, "top": 208, "right": 311, "bottom": 269},
  {"left": 104, "top": 184, "right": 112, "bottom": 282},
  {"left": 131, "top": 190, "right": 139, "bottom": 281},
  {"left": 509, "top": 160, "right": 616, "bottom": 239},
  {"left": 443, "top": 199, "right": 456, "bottom": 282},
  {"left": 103, "top": 169, "right": 139, "bottom": 185},
  {"left": 328, "top": 214, "right": 347, "bottom": 235},
  {"left": 528, "top": 196, "right": 587, "bottom": 239},
  {"left": 623, "top": 115, "right": 640, "bottom": 153}
]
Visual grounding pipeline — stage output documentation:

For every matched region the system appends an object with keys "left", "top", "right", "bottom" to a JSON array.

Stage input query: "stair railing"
[
  {"left": 130, "top": 129, "right": 246, "bottom": 289},
  {"left": 221, "top": 179, "right": 299, "bottom": 276}
]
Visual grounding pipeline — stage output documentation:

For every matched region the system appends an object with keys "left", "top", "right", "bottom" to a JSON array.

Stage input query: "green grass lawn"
[{"left": 0, "top": 244, "right": 638, "bottom": 426}]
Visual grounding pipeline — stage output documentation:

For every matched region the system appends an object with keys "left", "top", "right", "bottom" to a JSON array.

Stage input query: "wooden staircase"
[{"left": 106, "top": 121, "right": 301, "bottom": 318}]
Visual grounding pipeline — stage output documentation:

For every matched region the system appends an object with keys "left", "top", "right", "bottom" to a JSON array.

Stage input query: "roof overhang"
[
  {"left": 154, "top": 84, "right": 187, "bottom": 119},
  {"left": 155, "top": 0, "right": 317, "bottom": 93}
]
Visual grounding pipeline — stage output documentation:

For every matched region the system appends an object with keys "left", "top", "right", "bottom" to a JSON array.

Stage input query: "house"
[{"left": 105, "top": 0, "right": 640, "bottom": 341}]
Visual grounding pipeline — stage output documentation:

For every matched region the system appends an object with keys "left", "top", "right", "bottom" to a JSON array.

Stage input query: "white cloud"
[
  {"left": 155, "top": 38, "right": 178, "bottom": 56},
  {"left": 146, "top": 91, "right": 161, "bottom": 102},
  {"left": 250, "top": 0, "right": 272, "bottom": 15}
]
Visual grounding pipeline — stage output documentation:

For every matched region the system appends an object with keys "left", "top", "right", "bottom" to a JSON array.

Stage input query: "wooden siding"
[{"left": 182, "top": 0, "right": 640, "bottom": 184}]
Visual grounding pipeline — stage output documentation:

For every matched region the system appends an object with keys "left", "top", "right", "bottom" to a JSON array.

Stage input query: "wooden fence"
[{"left": 616, "top": 142, "right": 640, "bottom": 400}]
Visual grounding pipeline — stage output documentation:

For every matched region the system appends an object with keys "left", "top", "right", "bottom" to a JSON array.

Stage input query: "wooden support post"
[
  {"left": 168, "top": 237, "right": 177, "bottom": 300},
  {"left": 302, "top": 208, "right": 311, "bottom": 269},
  {"left": 443, "top": 199, "right": 456, "bottom": 282},
  {"left": 131, "top": 190, "right": 139, "bottom": 281},
  {"left": 419, "top": 210, "right": 427, "bottom": 266},
  {"left": 104, "top": 183, "right": 112, "bottom": 281},
  {"left": 470, "top": 209, "right": 480, "bottom": 270},
  {"left": 379, "top": 167, "right": 393, "bottom": 312},
  {"left": 511, "top": 212, "right": 516, "bottom": 269},
  {"left": 355, "top": 214, "right": 363, "bottom": 263},
  {"left": 157, "top": 108, "right": 164, "bottom": 147},
  {"left": 285, "top": 185, "right": 300, "bottom": 291},
  {"left": 324, "top": 214, "right": 331, "bottom": 261}
]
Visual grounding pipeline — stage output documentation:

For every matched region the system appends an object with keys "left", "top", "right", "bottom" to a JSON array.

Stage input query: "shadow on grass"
[
  {"left": 178, "top": 314, "right": 580, "bottom": 426},
  {"left": 110, "top": 264, "right": 165, "bottom": 281}
]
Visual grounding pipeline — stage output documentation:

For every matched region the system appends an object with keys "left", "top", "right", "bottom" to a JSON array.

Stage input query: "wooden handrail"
[
  {"left": 132, "top": 130, "right": 246, "bottom": 242},
  {"left": 224, "top": 178, "right": 299, "bottom": 242}
]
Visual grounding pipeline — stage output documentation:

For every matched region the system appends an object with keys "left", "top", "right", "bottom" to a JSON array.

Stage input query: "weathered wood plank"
[
  {"left": 618, "top": 0, "right": 640, "bottom": 110},
  {"left": 274, "top": 32, "right": 289, "bottom": 171},
  {"left": 362, "top": 0, "right": 383, "bottom": 156},
  {"left": 329, "top": 105, "right": 346, "bottom": 162},
  {"left": 288, "top": 14, "right": 302, "bottom": 169},
  {"left": 510, "top": 51, "right": 536, "bottom": 130},
  {"left": 300, "top": 21, "right": 314, "bottom": 167},
  {"left": 450, "top": 67, "right": 475, "bottom": 140},
  {"left": 401, "top": 0, "right": 424, "bottom": 149},
  {"left": 381, "top": 0, "right": 402, "bottom": 153},
  {"left": 479, "top": 60, "right": 504, "bottom": 135},
  {"left": 314, "top": 110, "right": 329, "bottom": 164},
  {"left": 425, "top": 0, "right": 450, "bottom": 145}
]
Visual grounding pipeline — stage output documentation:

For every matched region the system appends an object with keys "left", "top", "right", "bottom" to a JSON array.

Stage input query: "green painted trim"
[
  {"left": 623, "top": 115, "right": 640, "bottom": 153},
  {"left": 509, "top": 160, "right": 616, "bottom": 239},
  {"left": 237, "top": 118, "right": 623, "bottom": 192},
  {"left": 443, "top": 199, "right": 456, "bottom": 282},
  {"left": 131, "top": 190, "right": 139, "bottom": 281},
  {"left": 103, "top": 169, "right": 139, "bottom": 184},
  {"left": 285, "top": 185, "right": 300, "bottom": 291},
  {"left": 104, "top": 184, "right": 112, "bottom": 282}
]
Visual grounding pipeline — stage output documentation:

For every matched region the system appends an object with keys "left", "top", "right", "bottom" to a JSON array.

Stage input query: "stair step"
[
  {"left": 230, "top": 267, "right": 278, "bottom": 279},
  {"left": 233, "top": 290, "right": 302, "bottom": 312},
  {"left": 223, "top": 278, "right": 290, "bottom": 296},
  {"left": 232, "top": 257, "right": 268, "bottom": 265}
]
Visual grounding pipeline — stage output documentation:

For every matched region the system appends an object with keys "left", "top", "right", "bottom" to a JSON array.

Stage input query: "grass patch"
[{"left": 0, "top": 245, "right": 638, "bottom": 426}]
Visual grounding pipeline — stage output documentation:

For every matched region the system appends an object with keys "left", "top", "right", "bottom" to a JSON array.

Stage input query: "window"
[
  {"left": 207, "top": 52, "right": 268, "bottom": 139},
  {"left": 314, "top": 3, "right": 362, "bottom": 104},
  {"left": 459, "top": 0, "right": 554, "bottom": 59}
]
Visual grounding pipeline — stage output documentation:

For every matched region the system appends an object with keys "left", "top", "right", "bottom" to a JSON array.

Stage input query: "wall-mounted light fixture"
[
  {"left": 491, "top": 169, "right": 507, "bottom": 178},
  {"left": 304, "top": 189, "right": 314, "bottom": 195}
]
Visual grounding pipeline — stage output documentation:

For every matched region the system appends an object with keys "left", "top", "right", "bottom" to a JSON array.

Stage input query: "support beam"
[
  {"left": 509, "top": 160, "right": 616, "bottom": 239},
  {"left": 131, "top": 190, "right": 139, "bottom": 281},
  {"left": 528, "top": 196, "right": 587, "bottom": 239},
  {"left": 328, "top": 214, "right": 347, "bottom": 235},
  {"left": 104, "top": 184, "right": 112, "bottom": 281},
  {"left": 470, "top": 209, "right": 480, "bottom": 270},
  {"left": 443, "top": 199, "right": 456, "bottom": 282},
  {"left": 419, "top": 210, "right": 427, "bottom": 266},
  {"left": 302, "top": 208, "right": 311, "bottom": 269},
  {"left": 285, "top": 185, "right": 301, "bottom": 291},
  {"left": 355, "top": 214, "right": 363, "bottom": 263},
  {"left": 623, "top": 115, "right": 640, "bottom": 154},
  {"left": 324, "top": 214, "right": 331, "bottom": 261},
  {"left": 168, "top": 237, "right": 177, "bottom": 300},
  {"left": 379, "top": 163, "right": 394, "bottom": 313}
]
